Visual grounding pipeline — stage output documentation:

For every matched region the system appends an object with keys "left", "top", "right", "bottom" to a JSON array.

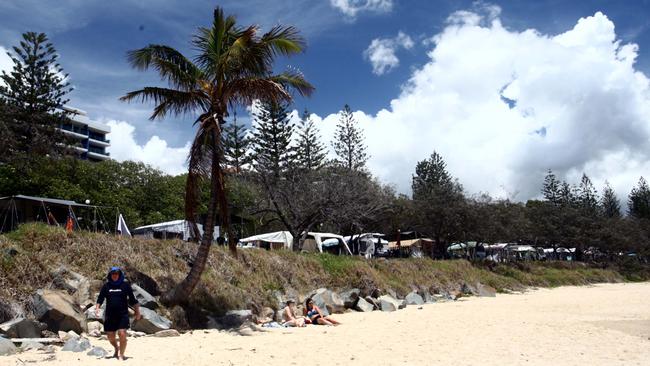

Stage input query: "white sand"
[{"left": 5, "top": 282, "right": 650, "bottom": 366}]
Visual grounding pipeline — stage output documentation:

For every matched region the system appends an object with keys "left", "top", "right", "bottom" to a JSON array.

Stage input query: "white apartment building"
[{"left": 59, "top": 107, "right": 111, "bottom": 162}]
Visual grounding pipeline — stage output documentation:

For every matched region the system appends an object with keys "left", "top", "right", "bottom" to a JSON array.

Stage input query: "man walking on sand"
[{"left": 95, "top": 266, "right": 141, "bottom": 360}]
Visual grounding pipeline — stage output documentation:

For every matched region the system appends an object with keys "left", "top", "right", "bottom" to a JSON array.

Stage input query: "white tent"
[
  {"left": 302, "top": 232, "right": 352, "bottom": 255},
  {"left": 344, "top": 233, "right": 388, "bottom": 257},
  {"left": 239, "top": 231, "right": 293, "bottom": 250},
  {"left": 132, "top": 220, "right": 219, "bottom": 241}
]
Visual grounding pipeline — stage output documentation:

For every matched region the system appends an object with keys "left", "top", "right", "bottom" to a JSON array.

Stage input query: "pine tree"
[
  {"left": 332, "top": 104, "right": 368, "bottom": 171},
  {"left": 411, "top": 150, "right": 464, "bottom": 257},
  {"left": 0, "top": 32, "right": 71, "bottom": 113},
  {"left": 412, "top": 151, "right": 453, "bottom": 199},
  {"left": 222, "top": 113, "right": 250, "bottom": 173},
  {"left": 542, "top": 169, "right": 561, "bottom": 205},
  {"left": 0, "top": 32, "right": 72, "bottom": 161},
  {"left": 578, "top": 173, "right": 598, "bottom": 214},
  {"left": 628, "top": 177, "right": 650, "bottom": 219},
  {"left": 294, "top": 109, "right": 326, "bottom": 171},
  {"left": 559, "top": 181, "right": 576, "bottom": 207},
  {"left": 250, "top": 101, "right": 294, "bottom": 177},
  {"left": 601, "top": 181, "right": 621, "bottom": 218}
]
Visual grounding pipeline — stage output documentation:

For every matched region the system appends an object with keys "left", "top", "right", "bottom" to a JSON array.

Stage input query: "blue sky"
[{"left": 1, "top": 0, "right": 650, "bottom": 200}]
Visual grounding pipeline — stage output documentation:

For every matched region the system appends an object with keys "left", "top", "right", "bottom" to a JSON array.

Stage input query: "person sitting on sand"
[
  {"left": 282, "top": 299, "right": 306, "bottom": 327},
  {"left": 95, "top": 266, "right": 141, "bottom": 360},
  {"left": 305, "top": 298, "right": 340, "bottom": 325}
]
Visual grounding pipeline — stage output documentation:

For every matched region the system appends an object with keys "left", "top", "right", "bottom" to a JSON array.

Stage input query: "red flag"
[{"left": 65, "top": 216, "right": 74, "bottom": 233}]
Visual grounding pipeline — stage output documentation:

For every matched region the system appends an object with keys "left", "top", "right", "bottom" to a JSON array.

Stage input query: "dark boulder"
[{"left": 339, "top": 289, "right": 361, "bottom": 309}]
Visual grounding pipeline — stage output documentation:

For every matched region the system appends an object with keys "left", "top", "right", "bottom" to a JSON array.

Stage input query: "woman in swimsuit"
[{"left": 305, "top": 298, "right": 340, "bottom": 325}]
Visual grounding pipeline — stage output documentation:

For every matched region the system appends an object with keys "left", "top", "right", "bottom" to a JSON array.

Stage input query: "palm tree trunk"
[{"left": 163, "top": 125, "right": 223, "bottom": 305}]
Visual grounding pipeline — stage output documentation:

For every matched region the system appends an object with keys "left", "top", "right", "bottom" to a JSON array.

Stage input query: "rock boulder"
[
  {"left": 309, "top": 289, "right": 345, "bottom": 315},
  {"left": 33, "top": 289, "right": 85, "bottom": 333},
  {"left": 87, "top": 346, "right": 109, "bottom": 358},
  {"left": 50, "top": 266, "right": 92, "bottom": 307},
  {"left": 154, "top": 329, "right": 180, "bottom": 337},
  {"left": 0, "top": 336, "right": 17, "bottom": 356},
  {"left": 477, "top": 284, "right": 497, "bottom": 297},
  {"left": 339, "top": 289, "right": 361, "bottom": 309},
  {"left": 364, "top": 296, "right": 380, "bottom": 310},
  {"left": 378, "top": 295, "right": 400, "bottom": 312},
  {"left": 131, "top": 307, "right": 171, "bottom": 334},
  {"left": 21, "top": 340, "right": 45, "bottom": 351},
  {"left": 0, "top": 318, "right": 44, "bottom": 338},
  {"left": 131, "top": 284, "right": 158, "bottom": 310},
  {"left": 405, "top": 292, "right": 424, "bottom": 306},
  {"left": 354, "top": 297, "right": 374, "bottom": 312},
  {"left": 62, "top": 337, "right": 91, "bottom": 352}
]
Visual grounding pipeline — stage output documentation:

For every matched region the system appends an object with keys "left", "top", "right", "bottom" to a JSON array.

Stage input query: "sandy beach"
[{"left": 5, "top": 282, "right": 650, "bottom": 366}]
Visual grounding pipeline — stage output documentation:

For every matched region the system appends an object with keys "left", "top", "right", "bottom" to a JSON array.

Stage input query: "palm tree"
[{"left": 121, "top": 7, "right": 313, "bottom": 304}]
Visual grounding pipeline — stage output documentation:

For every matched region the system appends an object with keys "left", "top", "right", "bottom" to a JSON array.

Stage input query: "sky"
[{"left": 1, "top": 0, "right": 650, "bottom": 202}]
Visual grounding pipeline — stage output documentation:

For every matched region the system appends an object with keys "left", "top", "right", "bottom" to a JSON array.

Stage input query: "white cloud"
[
  {"left": 364, "top": 31, "right": 414, "bottom": 75},
  {"left": 311, "top": 9, "right": 650, "bottom": 203},
  {"left": 330, "top": 0, "right": 393, "bottom": 19},
  {"left": 106, "top": 120, "right": 190, "bottom": 176}
]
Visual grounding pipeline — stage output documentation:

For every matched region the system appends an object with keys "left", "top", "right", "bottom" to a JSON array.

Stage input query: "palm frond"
[
  {"left": 225, "top": 78, "right": 289, "bottom": 105},
  {"left": 270, "top": 70, "right": 315, "bottom": 97},
  {"left": 120, "top": 87, "right": 208, "bottom": 120},
  {"left": 126, "top": 45, "right": 201, "bottom": 90},
  {"left": 260, "top": 25, "right": 306, "bottom": 57}
]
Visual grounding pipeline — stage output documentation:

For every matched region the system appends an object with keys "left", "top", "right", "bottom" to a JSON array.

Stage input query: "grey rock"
[
  {"left": 33, "top": 289, "right": 85, "bottom": 333},
  {"left": 461, "top": 283, "right": 477, "bottom": 296},
  {"left": 86, "top": 346, "right": 109, "bottom": 358},
  {"left": 364, "top": 296, "right": 380, "bottom": 310},
  {"left": 405, "top": 292, "right": 425, "bottom": 306},
  {"left": 386, "top": 289, "right": 398, "bottom": 299},
  {"left": 208, "top": 310, "right": 253, "bottom": 330},
  {"left": 254, "top": 307, "right": 275, "bottom": 324},
  {"left": 0, "top": 318, "right": 44, "bottom": 338},
  {"left": 0, "top": 336, "right": 18, "bottom": 355},
  {"left": 397, "top": 299, "right": 407, "bottom": 309},
  {"left": 84, "top": 305, "right": 104, "bottom": 323},
  {"left": 50, "top": 266, "right": 92, "bottom": 306},
  {"left": 477, "top": 284, "right": 497, "bottom": 297},
  {"left": 21, "top": 340, "right": 45, "bottom": 351},
  {"left": 61, "top": 337, "right": 91, "bottom": 352},
  {"left": 131, "top": 307, "right": 171, "bottom": 334},
  {"left": 309, "top": 289, "right": 345, "bottom": 315},
  {"left": 378, "top": 295, "right": 400, "bottom": 312},
  {"left": 423, "top": 292, "right": 436, "bottom": 304},
  {"left": 86, "top": 321, "right": 103, "bottom": 334},
  {"left": 88, "top": 329, "right": 102, "bottom": 338},
  {"left": 354, "top": 297, "right": 374, "bottom": 312},
  {"left": 131, "top": 284, "right": 158, "bottom": 310},
  {"left": 154, "top": 329, "right": 180, "bottom": 337},
  {"left": 339, "top": 289, "right": 361, "bottom": 309}
]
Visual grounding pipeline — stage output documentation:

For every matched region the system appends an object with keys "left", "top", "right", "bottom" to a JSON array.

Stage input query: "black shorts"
[
  {"left": 104, "top": 313, "right": 130, "bottom": 332},
  {"left": 311, "top": 315, "right": 321, "bottom": 324}
]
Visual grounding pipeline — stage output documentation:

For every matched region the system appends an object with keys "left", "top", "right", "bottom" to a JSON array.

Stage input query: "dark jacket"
[{"left": 96, "top": 269, "right": 138, "bottom": 316}]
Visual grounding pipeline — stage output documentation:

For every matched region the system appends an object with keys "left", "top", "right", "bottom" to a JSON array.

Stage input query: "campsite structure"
[
  {"left": 0, "top": 195, "right": 118, "bottom": 233},
  {"left": 132, "top": 219, "right": 219, "bottom": 241}
]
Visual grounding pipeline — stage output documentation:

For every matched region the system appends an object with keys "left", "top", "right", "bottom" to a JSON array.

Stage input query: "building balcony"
[
  {"left": 87, "top": 151, "right": 111, "bottom": 160},
  {"left": 88, "top": 137, "right": 110, "bottom": 147},
  {"left": 59, "top": 128, "right": 88, "bottom": 140}
]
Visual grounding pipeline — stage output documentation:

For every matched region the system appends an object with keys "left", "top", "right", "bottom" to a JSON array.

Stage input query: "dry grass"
[{"left": 0, "top": 223, "right": 635, "bottom": 324}]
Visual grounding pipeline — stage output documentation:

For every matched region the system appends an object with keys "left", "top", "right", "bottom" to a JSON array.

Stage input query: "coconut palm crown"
[{"left": 121, "top": 7, "right": 313, "bottom": 304}]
